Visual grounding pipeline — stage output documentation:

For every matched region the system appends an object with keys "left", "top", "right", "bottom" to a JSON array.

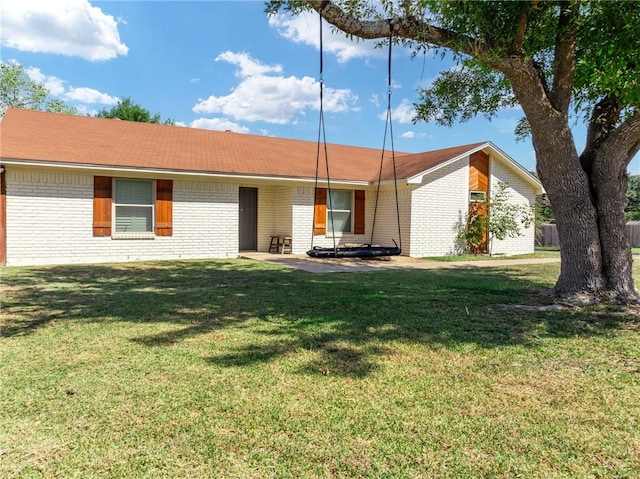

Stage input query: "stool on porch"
[
  {"left": 269, "top": 235, "right": 292, "bottom": 254},
  {"left": 269, "top": 235, "right": 279, "bottom": 253},
  {"left": 281, "top": 236, "right": 292, "bottom": 254}
]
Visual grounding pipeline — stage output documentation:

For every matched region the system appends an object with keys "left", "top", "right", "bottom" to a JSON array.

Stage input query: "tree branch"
[
  {"left": 510, "top": 10, "right": 528, "bottom": 55},
  {"left": 306, "top": 0, "right": 487, "bottom": 58},
  {"left": 585, "top": 96, "right": 621, "bottom": 152},
  {"left": 584, "top": 110, "right": 640, "bottom": 172},
  {"left": 549, "top": 1, "right": 579, "bottom": 113},
  {"left": 613, "top": 114, "right": 640, "bottom": 162},
  {"left": 580, "top": 96, "right": 621, "bottom": 172}
]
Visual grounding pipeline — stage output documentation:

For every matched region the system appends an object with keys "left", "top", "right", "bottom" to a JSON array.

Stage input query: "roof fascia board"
[
  {"left": 406, "top": 142, "right": 544, "bottom": 195},
  {"left": 0, "top": 158, "right": 369, "bottom": 187},
  {"left": 485, "top": 142, "right": 544, "bottom": 194}
]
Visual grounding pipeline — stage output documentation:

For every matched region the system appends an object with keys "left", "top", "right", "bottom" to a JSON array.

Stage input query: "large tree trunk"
[
  {"left": 530, "top": 122, "right": 606, "bottom": 298},
  {"left": 532, "top": 126, "right": 637, "bottom": 302},
  {"left": 579, "top": 97, "right": 640, "bottom": 302},
  {"left": 591, "top": 157, "right": 636, "bottom": 300},
  {"left": 588, "top": 136, "right": 639, "bottom": 302},
  {"left": 507, "top": 63, "right": 638, "bottom": 303}
]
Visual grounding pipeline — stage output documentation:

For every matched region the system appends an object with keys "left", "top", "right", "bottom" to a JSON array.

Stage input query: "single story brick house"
[{"left": 0, "top": 108, "right": 543, "bottom": 266}]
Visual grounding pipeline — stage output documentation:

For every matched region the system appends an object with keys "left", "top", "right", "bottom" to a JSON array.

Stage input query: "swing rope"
[
  {"left": 370, "top": 21, "right": 402, "bottom": 251},
  {"left": 311, "top": 12, "right": 337, "bottom": 253},
  {"left": 307, "top": 15, "right": 401, "bottom": 259}
]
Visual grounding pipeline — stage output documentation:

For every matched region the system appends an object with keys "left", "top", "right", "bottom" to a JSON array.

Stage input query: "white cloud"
[
  {"left": 193, "top": 51, "right": 357, "bottom": 124},
  {"left": 22, "top": 64, "right": 119, "bottom": 106},
  {"left": 0, "top": 0, "right": 128, "bottom": 61},
  {"left": 392, "top": 100, "right": 416, "bottom": 124},
  {"left": 269, "top": 12, "right": 383, "bottom": 64},
  {"left": 401, "top": 131, "right": 415, "bottom": 139},
  {"left": 216, "top": 51, "right": 282, "bottom": 77},
  {"left": 64, "top": 87, "right": 119, "bottom": 105},
  {"left": 378, "top": 99, "right": 415, "bottom": 124},
  {"left": 74, "top": 105, "right": 98, "bottom": 116},
  {"left": 191, "top": 117, "right": 250, "bottom": 134},
  {"left": 25, "top": 66, "right": 66, "bottom": 96}
]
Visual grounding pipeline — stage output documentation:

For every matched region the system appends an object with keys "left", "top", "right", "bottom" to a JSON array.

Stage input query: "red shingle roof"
[{"left": 0, "top": 108, "right": 487, "bottom": 183}]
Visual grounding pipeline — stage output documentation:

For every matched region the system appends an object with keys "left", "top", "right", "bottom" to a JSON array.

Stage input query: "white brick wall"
[
  {"left": 273, "top": 186, "right": 293, "bottom": 245},
  {"left": 5, "top": 167, "right": 239, "bottom": 266},
  {"left": 3, "top": 158, "right": 537, "bottom": 265},
  {"left": 292, "top": 186, "right": 392, "bottom": 254},
  {"left": 253, "top": 185, "right": 274, "bottom": 252},
  {"left": 367, "top": 186, "right": 410, "bottom": 251},
  {"left": 489, "top": 159, "right": 536, "bottom": 255},
  {"left": 251, "top": 184, "right": 293, "bottom": 252},
  {"left": 408, "top": 159, "right": 469, "bottom": 257},
  {"left": 292, "top": 186, "right": 314, "bottom": 254}
]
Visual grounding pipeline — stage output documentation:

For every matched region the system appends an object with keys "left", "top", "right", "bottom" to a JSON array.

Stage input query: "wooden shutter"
[
  {"left": 313, "top": 187, "right": 327, "bottom": 235},
  {"left": 354, "top": 189, "right": 365, "bottom": 234},
  {"left": 155, "top": 180, "right": 173, "bottom": 236},
  {"left": 469, "top": 151, "right": 489, "bottom": 193},
  {"left": 93, "top": 176, "right": 112, "bottom": 236}
]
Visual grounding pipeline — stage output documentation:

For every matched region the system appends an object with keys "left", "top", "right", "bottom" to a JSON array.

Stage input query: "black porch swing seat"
[{"left": 306, "top": 240, "right": 401, "bottom": 259}]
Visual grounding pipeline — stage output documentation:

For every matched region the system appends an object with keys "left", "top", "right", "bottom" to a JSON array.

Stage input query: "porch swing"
[{"left": 306, "top": 16, "right": 402, "bottom": 259}]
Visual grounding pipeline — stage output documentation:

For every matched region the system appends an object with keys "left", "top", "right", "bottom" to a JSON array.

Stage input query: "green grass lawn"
[
  {"left": 426, "top": 251, "right": 560, "bottom": 262},
  {"left": 534, "top": 245, "right": 561, "bottom": 252},
  {"left": 2, "top": 259, "right": 639, "bottom": 478},
  {"left": 534, "top": 246, "right": 640, "bottom": 255}
]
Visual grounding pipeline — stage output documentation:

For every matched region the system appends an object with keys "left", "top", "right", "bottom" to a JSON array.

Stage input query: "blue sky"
[{"left": 1, "top": 0, "right": 637, "bottom": 175}]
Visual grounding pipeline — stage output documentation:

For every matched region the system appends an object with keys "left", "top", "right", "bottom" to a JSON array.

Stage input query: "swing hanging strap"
[
  {"left": 370, "top": 21, "right": 402, "bottom": 251},
  {"left": 311, "top": 11, "right": 337, "bottom": 253}
]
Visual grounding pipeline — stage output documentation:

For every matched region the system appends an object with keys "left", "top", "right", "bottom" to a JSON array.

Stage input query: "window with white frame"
[
  {"left": 327, "top": 190, "right": 352, "bottom": 233},
  {"left": 469, "top": 190, "right": 487, "bottom": 202},
  {"left": 114, "top": 179, "right": 154, "bottom": 233}
]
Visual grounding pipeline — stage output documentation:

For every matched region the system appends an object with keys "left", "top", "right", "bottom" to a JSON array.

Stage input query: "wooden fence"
[{"left": 536, "top": 222, "right": 640, "bottom": 247}]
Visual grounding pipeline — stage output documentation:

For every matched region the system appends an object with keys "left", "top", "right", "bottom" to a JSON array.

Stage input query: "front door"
[{"left": 239, "top": 187, "right": 258, "bottom": 251}]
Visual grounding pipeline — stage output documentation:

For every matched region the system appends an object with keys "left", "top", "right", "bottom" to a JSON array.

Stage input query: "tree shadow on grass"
[
  {"left": 1, "top": 259, "right": 269, "bottom": 338},
  {"left": 2, "top": 259, "right": 637, "bottom": 378}
]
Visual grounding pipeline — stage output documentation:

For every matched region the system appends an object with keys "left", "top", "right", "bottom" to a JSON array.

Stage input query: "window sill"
[{"left": 111, "top": 233, "right": 155, "bottom": 240}]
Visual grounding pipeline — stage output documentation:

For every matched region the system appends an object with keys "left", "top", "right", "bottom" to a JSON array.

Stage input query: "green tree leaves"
[
  {"left": 0, "top": 63, "right": 76, "bottom": 116},
  {"left": 96, "top": 97, "right": 175, "bottom": 124}
]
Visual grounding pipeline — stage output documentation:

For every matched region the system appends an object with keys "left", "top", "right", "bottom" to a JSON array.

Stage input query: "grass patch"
[
  {"left": 534, "top": 245, "right": 560, "bottom": 252},
  {"left": 2, "top": 259, "right": 639, "bottom": 478},
  {"left": 426, "top": 251, "right": 560, "bottom": 262},
  {"left": 535, "top": 245, "right": 640, "bottom": 255}
]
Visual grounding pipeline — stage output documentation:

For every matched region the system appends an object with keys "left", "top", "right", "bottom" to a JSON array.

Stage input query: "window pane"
[
  {"left": 327, "top": 190, "right": 352, "bottom": 233},
  {"left": 469, "top": 191, "right": 486, "bottom": 202},
  {"left": 115, "top": 179, "right": 153, "bottom": 205},
  {"left": 329, "top": 190, "right": 351, "bottom": 211},
  {"left": 327, "top": 212, "right": 351, "bottom": 233},
  {"left": 115, "top": 206, "right": 153, "bottom": 232}
]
